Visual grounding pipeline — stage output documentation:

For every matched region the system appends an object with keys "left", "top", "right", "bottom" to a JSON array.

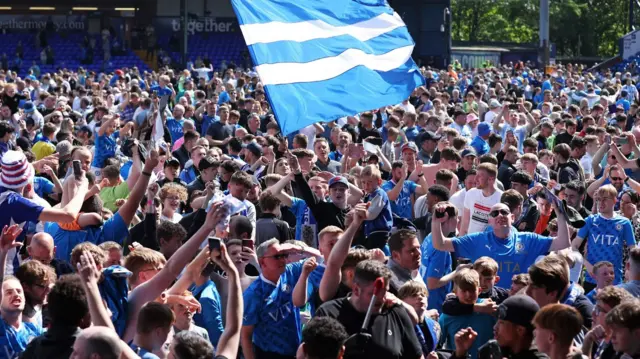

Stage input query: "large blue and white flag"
[{"left": 231, "top": 0, "right": 425, "bottom": 135}]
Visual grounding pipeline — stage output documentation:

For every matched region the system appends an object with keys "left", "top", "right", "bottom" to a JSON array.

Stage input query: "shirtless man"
[{"left": 422, "top": 147, "right": 460, "bottom": 194}]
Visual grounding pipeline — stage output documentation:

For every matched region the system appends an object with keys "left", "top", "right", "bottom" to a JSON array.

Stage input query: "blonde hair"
[
  {"left": 473, "top": 256, "right": 499, "bottom": 277},
  {"left": 597, "top": 184, "right": 618, "bottom": 199},
  {"left": 318, "top": 226, "right": 344, "bottom": 241},
  {"left": 124, "top": 248, "right": 167, "bottom": 285},
  {"left": 397, "top": 281, "right": 428, "bottom": 300},
  {"left": 454, "top": 268, "right": 480, "bottom": 291},
  {"left": 159, "top": 183, "right": 188, "bottom": 202},
  {"left": 360, "top": 164, "right": 382, "bottom": 180}
]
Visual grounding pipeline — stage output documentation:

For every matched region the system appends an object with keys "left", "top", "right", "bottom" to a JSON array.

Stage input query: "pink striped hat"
[{"left": 0, "top": 151, "right": 34, "bottom": 189}]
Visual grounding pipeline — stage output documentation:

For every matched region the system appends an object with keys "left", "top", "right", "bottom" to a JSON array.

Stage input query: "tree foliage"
[{"left": 451, "top": 0, "right": 629, "bottom": 57}]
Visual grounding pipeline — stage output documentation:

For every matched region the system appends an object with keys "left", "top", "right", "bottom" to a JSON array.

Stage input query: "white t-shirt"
[
  {"left": 449, "top": 188, "right": 467, "bottom": 219},
  {"left": 463, "top": 188, "right": 503, "bottom": 234},
  {"left": 581, "top": 153, "right": 593, "bottom": 177},
  {"left": 299, "top": 125, "right": 318, "bottom": 150},
  {"left": 484, "top": 110, "right": 498, "bottom": 126}
]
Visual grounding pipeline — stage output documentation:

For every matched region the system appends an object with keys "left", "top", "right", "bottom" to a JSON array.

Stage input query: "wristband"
[
  {"left": 142, "top": 171, "right": 152, "bottom": 177},
  {"left": 418, "top": 173, "right": 424, "bottom": 177}
]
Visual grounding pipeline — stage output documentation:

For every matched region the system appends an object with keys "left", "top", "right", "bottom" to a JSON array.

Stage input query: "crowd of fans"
[{"left": 0, "top": 59, "right": 640, "bottom": 359}]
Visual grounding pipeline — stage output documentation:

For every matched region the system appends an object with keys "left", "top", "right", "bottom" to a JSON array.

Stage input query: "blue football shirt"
[
  {"left": 452, "top": 230, "right": 553, "bottom": 288},
  {"left": 91, "top": 132, "right": 118, "bottom": 169},
  {"left": 0, "top": 319, "right": 42, "bottom": 359},
  {"left": 291, "top": 197, "right": 318, "bottom": 248},
  {"left": 363, "top": 187, "right": 393, "bottom": 236},
  {"left": 577, "top": 214, "right": 635, "bottom": 285},
  {"left": 420, "top": 233, "right": 452, "bottom": 312},
  {"left": 45, "top": 212, "right": 129, "bottom": 262},
  {"left": 192, "top": 279, "right": 224, "bottom": 346},
  {"left": 381, "top": 179, "right": 418, "bottom": 219},
  {"left": 200, "top": 114, "right": 219, "bottom": 137},
  {"left": 243, "top": 261, "right": 304, "bottom": 356},
  {"left": 166, "top": 117, "right": 185, "bottom": 146}
]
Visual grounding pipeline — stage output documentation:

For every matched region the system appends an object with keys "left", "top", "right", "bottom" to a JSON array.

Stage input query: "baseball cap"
[
  {"left": 497, "top": 295, "right": 539, "bottom": 331},
  {"left": 328, "top": 176, "right": 349, "bottom": 188},
  {"left": 246, "top": 142, "right": 263, "bottom": 157},
  {"left": 421, "top": 131, "right": 442, "bottom": 142},
  {"left": 56, "top": 140, "right": 73, "bottom": 160},
  {"left": 401, "top": 142, "right": 418, "bottom": 153},
  {"left": 490, "top": 99, "right": 502, "bottom": 108},
  {"left": 478, "top": 123, "right": 491, "bottom": 137},
  {"left": 23, "top": 101, "right": 35, "bottom": 113},
  {"left": 115, "top": 69, "right": 124, "bottom": 77},
  {"left": 164, "top": 157, "right": 181, "bottom": 168},
  {"left": 461, "top": 148, "right": 477, "bottom": 158}
]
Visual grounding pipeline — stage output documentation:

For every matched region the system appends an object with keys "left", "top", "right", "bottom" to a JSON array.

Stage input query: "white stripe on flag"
[
  {"left": 152, "top": 111, "right": 164, "bottom": 142},
  {"left": 240, "top": 12, "right": 405, "bottom": 46},
  {"left": 255, "top": 45, "right": 414, "bottom": 86}
]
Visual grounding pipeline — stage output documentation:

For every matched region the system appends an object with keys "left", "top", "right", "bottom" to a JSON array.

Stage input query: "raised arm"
[
  {"left": 386, "top": 166, "right": 407, "bottom": 202},
  {"left": 591, "top": 140, "right": 609, "bottom": 176},
  {"left": 123, "top": 202, "right": 227, "bottom": 342},
  {"left": 292, "top": 257, "right": 318, "bottom": 307},
  {"left": 319, "top": 207, "right": 364, "bottom": 301},
  {"left": 266, "top": 172, "right": 295, "bottom": 207},
  {"left": 77, "top": 251, "right": 114, "bottom": 329},
  {"left": 97, "top": 115, "right": 115, "bottom": 137},
  {"left": 586, "top": 171, "right": 607, "bottom": 199},
  {"left": 431, "top": 203, "right": 456, "bottom": 252},
  {"left": 76, "top": 250, "right": 142, "bottom": 359},
  {"left": 38, "top": 170, "right": 88, "bottom": 223},
  {"left": 549, "top": 202, "right": 571, "bottom": 252},
  {"left": 0, "top": 225, "right": 22, "bottom": 304},
  {"left": 213, "top": 243, "right": 243, "bottom": 359},
  {"left": 118, "top": 150, "right": 159, "bottom": 226}
]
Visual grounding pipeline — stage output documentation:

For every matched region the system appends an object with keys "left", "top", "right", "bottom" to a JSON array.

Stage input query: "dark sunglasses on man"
[{"left": 489, "top": 208, "right": 510, "bottom": 218}]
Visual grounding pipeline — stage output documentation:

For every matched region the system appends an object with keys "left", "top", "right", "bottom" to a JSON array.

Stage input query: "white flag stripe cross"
[
  {"left": 240, "top": 12, "right": 405, "bottom": 46},
  {"left": 256, "top": 45, "right": 414, "bottom": 86}
]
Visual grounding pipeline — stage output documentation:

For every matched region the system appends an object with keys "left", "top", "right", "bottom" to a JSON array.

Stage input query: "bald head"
[
  {"left": 73, "top": 327, "right": 123, "bottom": 359},
  {"left": 488, "top": 203, "right": 513, "bottom": 232},
  {"left": 28, "top": 233, "right": 55, "bottom": 265}
]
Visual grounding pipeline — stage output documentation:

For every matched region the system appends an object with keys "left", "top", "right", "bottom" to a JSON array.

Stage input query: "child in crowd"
[
  {"left": 586, "top": 261, "right": 615, "bottom": 304},
  {"left": 473, "top": 256, "right": 509, "bottom": 304},
  {"left": 359, "top": 165, "right": 393, "bottom": 250},
  {"left": 533, "top": 304, "right": 584, "bottom": 359},
  {"left": 398, "top": 281, "right": 441, "bottom": 357},
  {"left": 439, "top": 268, "right": 496, "bottom": 359},
  {"left": 441, "top": 256, "right": 508, "bottom": 316},
  {"left": 509, "top": 273, "right": 530, "bottom": 296}
]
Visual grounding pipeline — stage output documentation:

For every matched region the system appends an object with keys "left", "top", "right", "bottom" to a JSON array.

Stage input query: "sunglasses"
[
  {"left": 611, "top": 177, "right": 623, "bottom": 181},
  {"left": 489, "top": 209, "right": 511, "bottom": 218}
]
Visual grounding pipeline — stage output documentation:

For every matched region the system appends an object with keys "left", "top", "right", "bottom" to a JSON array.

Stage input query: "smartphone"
[
  {"left": 616, "top": 137, "right": 628, "bottom": 145},
  {"left": 208, "top": 236, "right": 221, "bottom": 251},
  {"left": 72, "top": 160, "right": 82, "bottom": 179},
  {"left": 508, "top": 103, "right": 518, "bottom": 110},
  {"left": 242, "top": 239, "right": 254, "bottom": 251}
]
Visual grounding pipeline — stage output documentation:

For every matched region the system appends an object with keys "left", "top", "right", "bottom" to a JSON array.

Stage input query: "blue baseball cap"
[
  {"left": 23, "top": 101, "right": 35, "bottom": 113},
  {"left": 478, "top": 122, "right": 492, "bottom": 137}
]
